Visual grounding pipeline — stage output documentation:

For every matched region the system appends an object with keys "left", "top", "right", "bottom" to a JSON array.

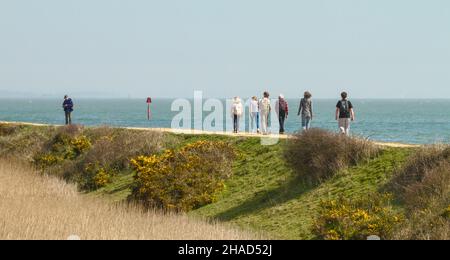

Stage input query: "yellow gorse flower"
[
  {"left": 71, "top": 135, "right": 92, "bottom": 154},
  {"left": 130, "top": 140, "right": 236, "bottom": 211},
  {"left": 444, "top": 205, "right": 450, "bottom": 218},
  {"left": 313, "top": 194, "right": 404, "bottom": 240}
]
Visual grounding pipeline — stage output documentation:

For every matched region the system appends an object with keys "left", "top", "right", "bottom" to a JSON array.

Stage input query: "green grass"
[
  {"left": 192, "top": 143, "right": 413, "bottom": 239},
  {"left": 91, "top": 171, "right": 134, "bottom": 202},
  {"left": 93, "top": 133, "right": 414, "bottom": 239},
  {"left": 0, "top": 123, "right": 417, "bottom": 239}
]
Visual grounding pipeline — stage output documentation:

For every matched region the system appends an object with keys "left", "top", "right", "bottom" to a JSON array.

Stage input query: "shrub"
[
  {"left": 34, "top": 154, "right": 64, "bottom": 168},
  {"left": 130, "top": 140, "right": 236, "bottom": 212},
  {"left": 68, "top": 130, "right": 166, "bottom": 191},
  {"left": 83, "top": 129, "right": 165, "bottom": 170},
  {"left": 313, "top": 194, "right": 403, "bottom": 240},
  {"left": 35, "top": 127, "right": 91, "bottom": 168},
  {"left": 32, "top": 126, "right": 169, "bottom": 191},
  {"left": 444, "top": 205, "right": 450, "bottom": 219},
  {"left": 57, "top": 124, "right": 83, "bottom": 137},
  {"left": 0, "top": 126, "right": 53, "bottom": 162},
  {"left": 83, "top": 126, "right": 118, "bottom": 143},
  {"left": 78, "top": 163, "right": 114, "bottom": 190},
  {"left": 389, "top": 146, "right": 450, "bottom": 210},
  {"left": 0, "top": 124, "right": 21, "bottom": 136},
  {"left": 392, "top": 207, "right": 450, "bottom": 240},
  {"left": 284, "top": 129, "right": 379, "bottom": 184},
  {"left": 387, "top": 146, "right": 450, "bottom": 240},
  {"left": 71, "top": 135, "right": 92, "bottom": 156},
  {"left": 42, "top": 126, "right": 86, "bottom": 160}
]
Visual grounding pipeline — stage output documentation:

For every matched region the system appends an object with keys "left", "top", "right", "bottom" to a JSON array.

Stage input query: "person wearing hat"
[
  {"left": 275, "top": 94, "right": 289, "bottom": 134},
  {"left": 62, "top": 95, "right": 74, "bottom": 125}
]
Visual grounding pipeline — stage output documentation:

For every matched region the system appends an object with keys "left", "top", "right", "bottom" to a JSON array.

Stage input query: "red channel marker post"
[{"left": 146, "top": 97, "right": 152, "bottom": 120}]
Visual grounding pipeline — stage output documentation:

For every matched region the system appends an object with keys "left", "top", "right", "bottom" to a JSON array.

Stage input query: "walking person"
[
  {"left": 231, "top": 97, "right": 243, "bottom": 133},
  {"left": 335, "top": 91, "right": 355, "bottom": 136},
  {"left": 62, "top": 95, "right": 74, "bottom": 125},
  {"left": 275, "top": 94, "right": 289, "bottom": 134},
  {"left": 250, "top": 96, "right": 260, "bottom": 134},
  {"left": 298, "top": 91, "right": 313, "bottom": 131},
  {"left": 259, "top": 92, "right": 271, "bottom": 135}
]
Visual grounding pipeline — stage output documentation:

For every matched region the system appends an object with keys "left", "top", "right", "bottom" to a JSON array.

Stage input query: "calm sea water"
[{"left": 0, "top": 98, "right": 449, "bottom": 144}]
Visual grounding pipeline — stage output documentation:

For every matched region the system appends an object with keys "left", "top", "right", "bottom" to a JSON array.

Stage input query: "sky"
[{"left": 0, "top": 0, "right": 449, "bottom": 99}]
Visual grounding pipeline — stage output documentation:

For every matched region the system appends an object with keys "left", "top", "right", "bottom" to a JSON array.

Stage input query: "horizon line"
[{"left": 2, "top": 97, "right": 450, "bottom": 100}]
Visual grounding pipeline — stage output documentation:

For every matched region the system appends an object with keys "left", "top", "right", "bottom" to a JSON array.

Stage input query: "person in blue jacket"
[{"left": 62, "top": 95, "right": 74, "bottom": 125}]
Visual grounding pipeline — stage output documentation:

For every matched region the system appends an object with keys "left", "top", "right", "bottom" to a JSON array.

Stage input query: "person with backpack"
[
  {"left": 250, "top": 96, "right": 260, "bottom": 134},
  {"left": 335, "top": 91, "right": 355, "bottom": 135},
  {"left": 275, "top": 94, "right": 289, "bottom": 134},
  {"left": 298, "top": 91, "right": 313, "bottom": 131},
  {"left": 259, "top": 91, "right": 271, "bottom": 135},
  {"left": 62, "top": 95, "right": 74, "bottom": 125},
  {"left": 231, "top": 97, "right": 243, "bottom": 133}
]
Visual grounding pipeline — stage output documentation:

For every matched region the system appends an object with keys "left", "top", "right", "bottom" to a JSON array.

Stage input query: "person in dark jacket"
[
  {"left": 335, "top": 92, "right": 355, "bottom": 135},
  {"left": 62, "top": 95, "right": 74, "bottom": 125},
  {"left": 275, "top": 94, "right": 289, "bottom": 134}
]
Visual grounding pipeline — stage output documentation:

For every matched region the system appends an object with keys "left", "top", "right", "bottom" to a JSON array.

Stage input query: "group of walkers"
[
  {"left": 231, "top": 91, "right": 355, "bottom": 136},
  {"left": 231, "top": 91, "right": 275, "bottom": 135},
  {"left": 63, "top": 91, "right": 356, "bottom": 135}
]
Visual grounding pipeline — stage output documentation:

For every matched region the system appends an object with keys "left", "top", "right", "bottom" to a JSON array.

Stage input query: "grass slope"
[
  {"left": 93, "top": 133, "right": 413, "bottom": 239},
  {"left": 193, "top": 138, "right": 412, "bottom": 239}
]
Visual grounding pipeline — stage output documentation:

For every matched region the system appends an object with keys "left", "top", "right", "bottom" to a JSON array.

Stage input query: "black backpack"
[{"left": 340, "top": 100, "right": 349, "bottom": 114}]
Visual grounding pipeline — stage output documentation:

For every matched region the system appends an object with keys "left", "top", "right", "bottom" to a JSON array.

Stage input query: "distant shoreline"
[
  {"left": 0, "top": 120, "right": 420, "bottom": 148},
  {"left": 2, "top": 97, "right": 450, "bottom": 101}
]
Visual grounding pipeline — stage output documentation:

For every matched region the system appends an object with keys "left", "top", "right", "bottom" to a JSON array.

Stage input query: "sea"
[{"left": 0, "top": 98, "right": 449, "bottom": 144}]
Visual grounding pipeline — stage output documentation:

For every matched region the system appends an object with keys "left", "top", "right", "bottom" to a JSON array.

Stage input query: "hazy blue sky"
[{"left": 1, "top": 0, "right": 449, "bottom": 98}]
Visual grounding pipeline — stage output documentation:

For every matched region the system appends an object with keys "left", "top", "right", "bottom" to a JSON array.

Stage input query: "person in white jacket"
[
  {"left": 259, "top": 92, "right": 271, "bottom": 135},
  {"left": 250, "top": 96, "right": 260, "bottom": 133},
  {"left": 231, "top": 97, "right": 243, "bottom": 133}
]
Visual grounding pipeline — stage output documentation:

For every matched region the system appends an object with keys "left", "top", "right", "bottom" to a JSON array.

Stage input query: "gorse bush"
[
  {"left": 35, "top": 154, "right": 63, "bottom": 167},
  {"left": 284, "top": 129, "right": 379, "bottom": 184},
  {"left": 79, "top": 163, "right": 114, "bottom": 190},
  {"left": 71, "top": 136, "right": 92, "bottom": 156},
  {"left": 29, "top": 125, "right": 167, "bottom": 191},
  {"left": 35, "top": 126, "right": 90, "bottom": 168},
  {"left": 70, "top": 129, "right": 165, "bottom": 190},
  {"left": 313, "top": 194, "right": 403, "bottom": 240},
  {"left": 388, "top": 146, "right": 450, "bottom": 240},
  {"left": 130, "top": 140, "right": 237, "bottom": 212}
]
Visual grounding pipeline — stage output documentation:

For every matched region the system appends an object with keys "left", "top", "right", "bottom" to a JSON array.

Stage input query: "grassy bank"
[
  {"left": 0, "top": 122, "right": 448, "bottom": 240},
  {"left": 93, "top": 133, "right": 413, "bottom": 239},
  {"left": 0, "top": 159, "right": 257, "bottom": 240}
]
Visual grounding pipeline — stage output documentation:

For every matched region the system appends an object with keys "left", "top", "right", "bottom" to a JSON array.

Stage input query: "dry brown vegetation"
[
  {"left": 0, "top": 124, "right": 55, "bottom": 162},
  {"left": 388, "top": 146, "right": 450, "bottom": 240},
  {"left": 0, "top": 159, "right": 258, "bottom": 240},
  {"left": 284, "top": 129, "right": 380, "bottom": 184},
  {"left": 1, "top": 123, "right": 448, "bottom": 240}
]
